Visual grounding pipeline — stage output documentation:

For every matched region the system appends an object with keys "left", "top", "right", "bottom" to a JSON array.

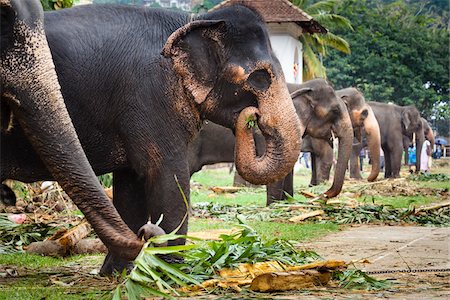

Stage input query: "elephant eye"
[{"left": 247, "top": 69, "right": 271, "bottom": 91}]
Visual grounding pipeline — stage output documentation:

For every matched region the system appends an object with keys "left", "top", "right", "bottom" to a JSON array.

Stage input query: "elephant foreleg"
[
  {"left": 309, "top": 153, "right": 318, "bottom": 186},
  {"left": 148, "top": 160, "right": 190, "bottom": 247},
  {"left": 266, "top": 170, "right": 293, "bottom": 206},
  {"left": 349, "top": 143, "right": 363, "bottom": 179},
  {"left": 390, "top": 148, "right": 403, "bottom": 178},
  {"left": 384, "top": 150, "right": 392, "bottom": 178},
  {"left": 100, "top": 168, "right": 150, "bottom": 275}
]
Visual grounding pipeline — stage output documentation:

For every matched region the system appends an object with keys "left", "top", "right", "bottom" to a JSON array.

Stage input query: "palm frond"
[
  {"left": 304, "top": 0, "right": 340, "bottom": 14},
  {"left": 313, "top": 13, "right": 354, "bottom": 31},
  {"left": 302, "top": 41, "right": 327, "bottom": 80},
  {"left": 301, "top": 34, "right": 326, "bottom": 56},
  {"left": 318, "top": 32, "right": 351, "bottom": 54}
]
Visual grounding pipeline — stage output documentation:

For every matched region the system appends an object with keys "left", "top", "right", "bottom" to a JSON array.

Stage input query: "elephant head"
[
  {"left": 162, "top": 5, "right": 301, "bottom": 185},
  {"left": 288, "top": 79, "right": 353, "bottom": 198},
  {"left": 1, "top": 0, "right": 143, "bottom": 260},
  {"left": 337, "top": 88, "right": 381, "bottom": 182},
  {"left": 401, "top": 105, "right": 424, "bottom": 172}
]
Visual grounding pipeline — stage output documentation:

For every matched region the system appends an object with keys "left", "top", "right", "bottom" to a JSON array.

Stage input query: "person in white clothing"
[{"left": 420, "top": 139, "right": 431, "bottom": 173}]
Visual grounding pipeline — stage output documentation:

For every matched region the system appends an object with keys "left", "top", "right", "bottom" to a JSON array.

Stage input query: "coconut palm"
[{"left": 293, "top": 0, "right": 353, "bottom": 80}]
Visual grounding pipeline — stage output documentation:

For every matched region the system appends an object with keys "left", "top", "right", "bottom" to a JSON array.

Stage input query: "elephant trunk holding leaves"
[
  {"left": 189, "top": 79, "right": 354, "bottom": 204},
  {"left": 368, "top": 102, "right": 424, "bottom": 178},
  {"left": 1, "top": 0, "right": 144, "bottom": 261},
  {"left": 336, "top": 88, "right": 381, "bottom": 182},
  {"left": 1, "top": 4, "right": 300, "bottom": 274}
]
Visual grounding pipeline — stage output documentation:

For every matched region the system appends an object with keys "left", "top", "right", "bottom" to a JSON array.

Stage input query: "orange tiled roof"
[{"left": 210, "top": 0, "right": 327, "bottom": 34}]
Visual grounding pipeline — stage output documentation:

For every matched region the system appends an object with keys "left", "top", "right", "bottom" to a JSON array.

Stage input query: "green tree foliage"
[
  {"left": 192, "top": 0, "right": 223, "bottom": 13},
  {"left": 324, "top": 0, "right": 449, "bottom": 125},
  {"left": 40, "top": 0, "right": 73, "bottom": 10}
]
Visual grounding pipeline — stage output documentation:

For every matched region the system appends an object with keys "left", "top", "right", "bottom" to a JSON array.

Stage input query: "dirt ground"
[{"left": 297, "top": 225, "right": 450, "bottom": 299}]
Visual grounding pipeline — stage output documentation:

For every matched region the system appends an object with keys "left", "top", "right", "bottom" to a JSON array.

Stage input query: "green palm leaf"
[
  {"left": 319, "top": 32, "right": 351, "bottom": 54},
  {"left": 305, "top": 0, "right": 340, "bottom": 14},
  {"left": 302, "top": 41, "right": 327, "bottom": 80},
  {"left": 313, "top": 14, "right": 353, "bottom": 31},
  {"left": 293, "top": 0, "right": 352, "bottom": 79}
]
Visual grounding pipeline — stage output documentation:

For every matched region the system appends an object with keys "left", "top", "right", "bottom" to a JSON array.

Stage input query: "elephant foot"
[
  {"left": 99, "top": 252, "right": 134, "bottom": 276},
  {"left": 1, "top": 184, "right": 17, "bottom": 206},
  {"left": 137, "top": 223, "right": 167, "bottom": 246}
]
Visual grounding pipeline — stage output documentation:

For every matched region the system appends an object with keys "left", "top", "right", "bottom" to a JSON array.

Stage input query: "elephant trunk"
[
  {"left": 235, "top": 76, "right": 301, "bottom": 185},
  {"left": 324, "top": 107, "right": 353, "bottom": 198},
  {"left": 363, "top": 106, "right": 381, "bottom": 181},
  {"left": 415, "top": 129, "right": 425, "bottom": 172},
  {"left": 6, "top": 21, "right": 143, "bottom": 261},
  {"left": 426, "top": 129, "right": 435, "bottom": 147}
]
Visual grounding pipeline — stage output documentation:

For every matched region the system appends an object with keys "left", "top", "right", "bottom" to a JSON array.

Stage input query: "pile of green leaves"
[
  {"left": 114, "top": 224, "right": 389, "bottom": 299},
  {"left": 114, "top": 225, "right": 322, "bottom": 299},
  {"left": 185, "top": 224, "right": 321, "bottom": 280},
  {"left": 334, "top": 269, "right": 390, "bottom": 290},
  {"left": 0, "top": 214, "right": 57, "bottom": 253},
  {"left": 407, "top": 173, "right": 450, "bottom": 182}
]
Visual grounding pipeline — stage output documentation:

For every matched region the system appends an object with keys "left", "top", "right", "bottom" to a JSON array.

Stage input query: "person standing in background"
[
  {"left": 420, "top": 139, "right": 432, "bottom": 173},
  {"left": 407, "top": 144, "right": 416, "bottom": 174},
  {"left": 380, "top": 147, "right": 385, "bottom": 171}
]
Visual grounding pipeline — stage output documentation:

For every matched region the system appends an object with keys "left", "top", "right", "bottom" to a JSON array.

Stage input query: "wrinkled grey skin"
[
  {"left": 0, "top": 0, "right": 145, "bottom": 261},
  {"left": 403, "top": 117, "right": 435, "bottom": 165},
  {"left": 368, "top": 102, "right": 424, "bottom": 178},
  {"left": 1, "top": 4, "right": 300, "bottom": 274},
  {"left": 189, "top": 79, "right": 354, "bottom": 205}
]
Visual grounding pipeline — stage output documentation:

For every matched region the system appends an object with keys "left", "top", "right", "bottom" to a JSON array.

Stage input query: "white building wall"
[{"left": 269, "top": 34, "right": 303, "bottom": 84}]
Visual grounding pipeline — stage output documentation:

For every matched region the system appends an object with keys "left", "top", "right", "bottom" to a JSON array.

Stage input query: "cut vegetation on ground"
[{"left": 0, "top": 160, "right": 449, "bottom": 299}]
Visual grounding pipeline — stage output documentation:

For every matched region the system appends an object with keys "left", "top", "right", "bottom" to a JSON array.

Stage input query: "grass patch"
[
  {"left": 191, "top": 168, "right": 234, "bottom": 187},
  {"left": 188, "top": 218, "right": 234, "bottom": 232},
  {"left": 190, "top": 189, "right": 266, "bottom": 206},
  {"left": 0, "top": 253, "right": 103, "bottom": 269},
  {"left": 189, "top": 218, "right": 340, "bottom": 242},
  {"left": 415, "top": 180, "right": 450, "bottom": 190},
  {"left": 0, "top": 287, "right": 108, "bottom": 300},
  {"left": 247, "top": 221, "right": 340, "bottom": 242}
]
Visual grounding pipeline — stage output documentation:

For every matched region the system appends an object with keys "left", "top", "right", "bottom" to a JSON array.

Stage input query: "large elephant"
[
  {"left": 336, "top": 88, "right": 381, "bottom": 181},
  {"left": 403, "top": 117, "right": 434, "bottom": 165},
  {"left": 189, "top": 79, "right": 354, "bottom": 204},
  {"left": 1, "top": 0, "right": 145, "bottom": 261},
  {"left": 368, "top": 102, "right": 424, "bottom": 178},
  {"left": 1, "top": 4, "right": 301, "bottom": 274}
]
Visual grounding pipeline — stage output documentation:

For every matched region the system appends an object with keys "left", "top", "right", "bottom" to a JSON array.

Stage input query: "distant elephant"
[
  {"left": 1, "top": 4, "right": 301, "bottom": 274},
  {"left": 1, "top": 0, "right": 145, "bottom": 261},
  {"left": 368, "top": 102, "right": 424, "bottom": 178},
  {"left": 336, "top": 88, "right": 381, "bottom": 181},
  {"left": 189, "top": 79, "right": 353, "bottom": 205},
  {"left": 403, "top": 117, "right": 434, "bottom": 165}
]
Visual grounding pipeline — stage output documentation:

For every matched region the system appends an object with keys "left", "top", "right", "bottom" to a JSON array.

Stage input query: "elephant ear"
[
  {"left": 340, "top": 95, "right": 350, "bottom": 106},
  {"left": 401, "top": 109, "right": 411, "bottom": 131},
  {"left": 161, "top": 20, "right": 226, "bottom": 104},
  {"left": 290, "top": 87, "right": 312, "bottom": 99}
]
